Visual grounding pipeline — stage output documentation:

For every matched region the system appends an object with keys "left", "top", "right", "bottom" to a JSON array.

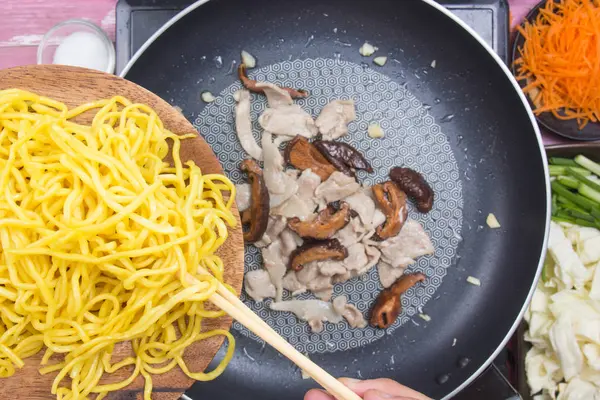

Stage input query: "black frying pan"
[{"left": 121, "top": 0, "right": 550, "bottom": 398}]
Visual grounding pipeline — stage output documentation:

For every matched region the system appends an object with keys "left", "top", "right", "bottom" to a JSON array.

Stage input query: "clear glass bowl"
[{"left": 37, "top": 19, "right": 115, "bottom": 74}]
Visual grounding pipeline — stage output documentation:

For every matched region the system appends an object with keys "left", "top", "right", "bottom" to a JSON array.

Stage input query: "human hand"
[{"left": 304, "top": 378, "right": 431, "bottom": 400}]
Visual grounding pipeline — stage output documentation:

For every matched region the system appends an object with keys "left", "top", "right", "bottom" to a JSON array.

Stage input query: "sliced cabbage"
[
  {"left": 525, "top": 223, "right": 600, "bottom": 399},
  {"left": 548, "top": 222, "right": 589, "bottom": 290},
  {"left": 549, "top": 315, "right": 584, "bottom": 381},
  {"left": 582, "top": 344, "right": 600, "bottom": 371},
  {"left": 579, "top": 236, "right": 600, "bottom": 265},
  {"left": 591, "top": 263, "right": 600, "bottom": 301},
  {"left": 526, "top": 346, "right": 561, "bottom": 394},
  {"left": 555, "top": 378, "right": 599, "bottom": 400}
]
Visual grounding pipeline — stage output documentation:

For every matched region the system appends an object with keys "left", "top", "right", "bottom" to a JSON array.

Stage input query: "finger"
[
  {"left": 339, "top": 378, "right": 431, "bottom": 400},
  {"left": 304, "top": 389, "right": 336, "bottom": 400},
  {"left": 363, "top": 388, "right": 419, "bottom": 400}
]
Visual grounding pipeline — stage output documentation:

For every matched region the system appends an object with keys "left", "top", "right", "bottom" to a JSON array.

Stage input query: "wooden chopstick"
[{"left": 193, "top": 270, "right": 361, "bottom": 400}]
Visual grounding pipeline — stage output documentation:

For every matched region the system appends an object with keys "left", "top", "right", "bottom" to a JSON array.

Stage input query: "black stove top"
[{"left": 115, "top": 0, "right": 509, "bottom": 74}]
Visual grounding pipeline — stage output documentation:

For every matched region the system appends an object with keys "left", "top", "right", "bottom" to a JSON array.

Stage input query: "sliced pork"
[
  {"left": 262, "top": 131, "right": 297, "bottom": 197},
  {"left": 296, "top": 262, "right": 333, "bottom": 293},
  {"left": 234, "top": 89, "right": 262, "bottom": 160},
  {"left": 315, "top": 100, "right": 356, "bottom": 140},
  {"left": 332, "top": 296, "right": 367, "bottom": 329},
  {"left": 244, "top": 269, "right": 276, "bottom": 302},
  {"left": 269, "top": 170, "right": 300, "bottom": 208},
  {"left": 256, "top": 82, "right": 293, "bottom": 108},
  {"left": 364, "top": 244, "right": 382, "bottom": 274},
  {"left": 344, "top": 242, "right": 369, "bottom": 273},
  {"left": 279, "top": 229, "right": 303, "bottom": 257},
  {"left": 282, "top": 270, "right": 306, "bottom": 295},
  {"left": 270, "top": 296, "right": 365, "bottom": 333},
  {"left": 271, "top": 195, "right": 314, "bottom": 220},
  {"left": 333, "top": 217, "right": 369, "bottom": 247},
  {"left": 377, "top": 260, "right": 406, "bottom": 289},
  {"left": 271, "top": 169, "right": 321, "bottom": 220},
  {"left": 255, "top": 216, "right": 287, "bottom": 248},
  {"left": 344, "top": 189, "right": 376, "bottom": 229},
  {"left": 315, "top": 171, "right": 361, "bottom": 207},
  {"left": 235, "top": 183, "right": 251, "bottom": 212},
  {"left": 377, "top": 219, "right": 435, "bottom": 268},
  {"left": 270, "top": 299, "right": 344, "bottom": 333},
  {"left": 319, "top": 260, "right": 348, "bottom": 277},
  {"left": 259, "top": 105, "right": 318, "bottom": 138},
  {"left": 262, "top": 242, "right": 287, "bottom": 302}
]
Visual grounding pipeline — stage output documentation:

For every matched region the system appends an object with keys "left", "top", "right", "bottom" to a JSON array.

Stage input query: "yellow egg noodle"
[{"left": 0, "top": 89, "right": 237, "bottom": 400}]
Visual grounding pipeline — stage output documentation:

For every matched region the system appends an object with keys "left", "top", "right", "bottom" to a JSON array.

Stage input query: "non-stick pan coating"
[{"left": 122, "top": 0, "right": 549, "bottom": 398}]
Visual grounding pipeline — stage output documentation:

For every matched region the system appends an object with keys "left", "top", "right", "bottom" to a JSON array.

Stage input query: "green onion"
[
  {"left": 550, "top": 157, "right": 578, "bottom": 166},
  {"left": 560, "top": 202, "right": 588, "bottom": 214},
  {"left": 551, "top": 181, "right": 596, "bottom": 211},
  {"left": 550, "top": 165, "right": 592, "bottom": 177},
  {"left": 557, "top": 195, "right": 577, "bottom": 207},
  {"left": 579, "top": 184, "right": 600, "bottom": 204},
  {"left": 572, "top": 167, "right": 593, "bottom": 176},
  {"left": 551, "top": 215, "right": 576, "bottom": 224},
  {"left": 558, "top": 176, "right": 580, "bottom": 189},
  {"left": 549, "top": 165, "right": 566, "bottom": 176},
  {"left": 575, "top": 155, "right": 600, "bottom": 176},
  {"left": 566, "top": 168, "right": 600, "bottom": 192},
  {"left": 556, "top": 210, "right": 574, "bottom": 220},
  {"left": 575, "top": 218, "right": 597, "bottom": 228},
  {"left": 549, "top": 156, "right": 600, "bottom": 228},
  {"left": 568, "top": 210, "right": 595, "bottom": 222}
]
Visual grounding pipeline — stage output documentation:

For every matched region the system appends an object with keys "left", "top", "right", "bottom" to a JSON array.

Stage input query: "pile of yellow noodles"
[{"left": 0, "top": 89, "right": 237, "bottom": 399}]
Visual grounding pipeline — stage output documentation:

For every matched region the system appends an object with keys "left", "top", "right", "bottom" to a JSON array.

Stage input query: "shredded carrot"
[{"left": 514, "top": 0, "right": 600, "bottom": 129}]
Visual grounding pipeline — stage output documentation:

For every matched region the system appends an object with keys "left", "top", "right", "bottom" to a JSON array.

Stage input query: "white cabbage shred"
[{"left": 524, "top": 221, "right": 600, "bottom": 399}]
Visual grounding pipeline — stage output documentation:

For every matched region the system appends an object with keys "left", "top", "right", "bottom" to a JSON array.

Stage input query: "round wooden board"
[{"left": 0, "top": 65, "right": 245, "bottom": 400}]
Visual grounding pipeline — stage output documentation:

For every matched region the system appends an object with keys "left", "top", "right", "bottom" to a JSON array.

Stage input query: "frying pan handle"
[{"left": 456, "top": 363, "right": 522, "bottom": 400}]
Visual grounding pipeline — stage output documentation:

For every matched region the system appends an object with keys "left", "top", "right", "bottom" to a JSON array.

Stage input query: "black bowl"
[{"left": 511, "top": 0, "right": 600, "bottom": 141}]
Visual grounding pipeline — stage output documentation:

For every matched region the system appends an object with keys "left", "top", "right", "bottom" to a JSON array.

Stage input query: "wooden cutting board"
[{"left": 0, "top": 65, "right": 245, "bottom": 400}]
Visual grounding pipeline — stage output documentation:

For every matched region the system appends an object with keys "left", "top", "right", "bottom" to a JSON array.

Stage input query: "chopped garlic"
[
  {"left": 201, "top": 91, "right": 216, "bottom": 103},
  {"left": 241, "top": 50, "right": 256, "bottom": 68},
  {"left": 368, "top": 123, "right": 384, "bottom": 138},
  {"left": 486, "top": 213, "right": 501, "bottom": 229},
  {"left": 452, "top": 338, "right": 457, "bottom": 347},
  {"left": 467, "top": 276, "right": 481, "bottom": 286},
  {"left": 418, "top": 313, "right": 431, "bottom": 322},
  {"left": 373, "top": 56, "right": 388, "bottom": 66},
  {"left": 359, "top": 42, "right": 378, "bottom": 57},
  {"left": 173, "top": 105, "right": 183, "bottom": 114},
  {"left": 431, "top": 59, "right": 437, "bottom": 68}
]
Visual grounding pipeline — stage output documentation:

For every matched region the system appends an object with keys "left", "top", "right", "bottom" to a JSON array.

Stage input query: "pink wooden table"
[
  {"left": 0, "top": 0, "right": 116, "bottom": 68},
  {"left": 0, "top": 0, "right": 564, "bottom": 143}
]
